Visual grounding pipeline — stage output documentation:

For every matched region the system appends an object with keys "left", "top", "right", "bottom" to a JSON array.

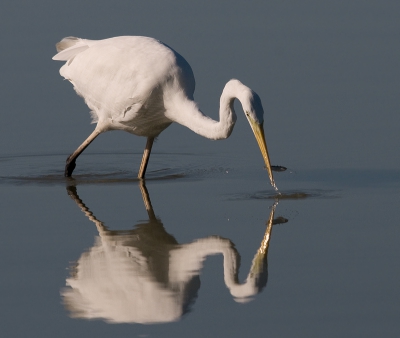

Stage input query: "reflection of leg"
[
  {"left": 139, "top": 181, "right": 156, "bottom": 220},
  {"left": 65, "top": 129, "right": 101, "bottom": 177},
  {"left": 138, "top": 137, "right": 155, "bottom": 179}
]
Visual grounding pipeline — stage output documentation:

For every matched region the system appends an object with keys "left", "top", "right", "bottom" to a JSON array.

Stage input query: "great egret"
[{"left": 53, "top": 36, "right": 283, "bottom": 189}]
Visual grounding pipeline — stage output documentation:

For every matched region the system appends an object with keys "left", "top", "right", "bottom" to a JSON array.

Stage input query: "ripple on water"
[
  {"left": 227, "top": 189, "right": 339, "bottom": 201},
  {"left": 0, "top": 153, "right": 231, "bottom": 186}
]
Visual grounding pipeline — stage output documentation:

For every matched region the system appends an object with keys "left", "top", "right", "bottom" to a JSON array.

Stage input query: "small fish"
[
  {"left": 272, "top": 216, "right": 288, "bottom": 225},
  {"left": 271, "top": 165, "right": 287, "bottom": 172}
]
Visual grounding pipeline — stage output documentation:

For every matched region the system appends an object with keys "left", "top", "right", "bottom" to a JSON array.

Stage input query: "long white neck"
[{"left": 164, "top": 79, "right": 253, "bottom": 140}]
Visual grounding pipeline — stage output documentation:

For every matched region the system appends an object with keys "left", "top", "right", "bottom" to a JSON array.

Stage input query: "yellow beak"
[{"left": 249, "top": 119, "right": 277, "bottom": 190}]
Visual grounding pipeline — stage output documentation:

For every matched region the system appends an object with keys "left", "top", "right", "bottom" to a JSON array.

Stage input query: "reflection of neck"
[
  {"left": 67, "top": 185, "right": 107, "bottom": 235},
  {"left": 170, "top": 203, "right": 277, "bottom": 302}
]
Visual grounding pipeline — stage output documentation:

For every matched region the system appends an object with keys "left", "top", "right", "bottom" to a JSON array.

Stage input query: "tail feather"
[
  {"left": 53, "top": 36, "right": 90, "bottom": 61},
  {"left": 56, "top": 36, "right": 81, "bottom": 52}
]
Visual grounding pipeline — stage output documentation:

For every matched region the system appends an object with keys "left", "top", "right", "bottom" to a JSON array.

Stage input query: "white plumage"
[{"left": 53, "top": 36, "right": 281, "bottom": 189}]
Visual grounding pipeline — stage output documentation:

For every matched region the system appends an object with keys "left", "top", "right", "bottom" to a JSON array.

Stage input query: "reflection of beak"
[{"left": 248, "top": 119, "right": 277, "bottom": 190}]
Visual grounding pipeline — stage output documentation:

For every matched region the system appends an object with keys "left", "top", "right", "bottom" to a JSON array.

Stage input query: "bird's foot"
[{"left": 65, "top": 156, "right": 76, "bottom": 177}]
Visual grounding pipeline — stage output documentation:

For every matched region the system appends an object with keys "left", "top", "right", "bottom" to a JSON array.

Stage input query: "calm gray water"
[
  {"left": 1, "top": 154, "right": 399, "bottom": 337},
  {"left": 1, "top": 0, "right": 400, "bottom": 337}
]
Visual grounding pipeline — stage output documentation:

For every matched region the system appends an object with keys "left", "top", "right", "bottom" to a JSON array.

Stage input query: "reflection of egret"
[
  {"left": 53, "top": 36, "right": 285, "bottom": 189},
  {"left": 63, "top": 183, "right": 287, "bottom": 323}
]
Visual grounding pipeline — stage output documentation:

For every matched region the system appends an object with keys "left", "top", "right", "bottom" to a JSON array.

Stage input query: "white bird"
[{"left": 53, "top": 36, "right": 283, "bottom": 189}]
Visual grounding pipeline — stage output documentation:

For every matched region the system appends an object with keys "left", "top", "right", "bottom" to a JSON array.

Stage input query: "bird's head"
[{"left": 240, "top": 86, "right": 277, "bottom": 190}]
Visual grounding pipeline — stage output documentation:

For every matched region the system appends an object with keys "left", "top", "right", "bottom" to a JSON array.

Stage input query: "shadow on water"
[{"left": 63, "top": 182, "right": 289, "bottom": 324}]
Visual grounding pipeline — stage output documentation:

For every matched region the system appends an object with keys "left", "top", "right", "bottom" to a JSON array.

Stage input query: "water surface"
[{"left": 1, "top": 153, "right": 399, "bottom": 337}]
